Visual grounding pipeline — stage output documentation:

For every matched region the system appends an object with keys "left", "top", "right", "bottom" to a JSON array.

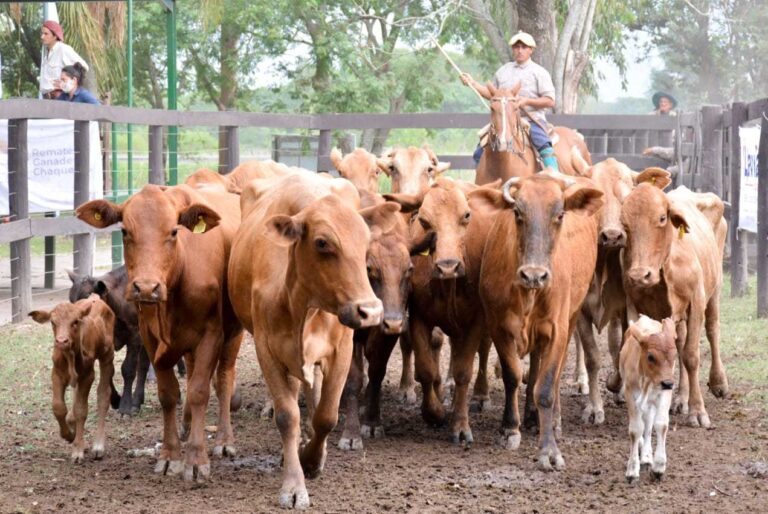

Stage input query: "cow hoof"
[
  {"left": 300, "top": 446, "right": 327, "bottom": 479},
  {"left": 708, "top": 379, "right": 729, "bottom": 399},
  {"left": 180, "top": 426, "right": 190, "bottom": 442},
  {"left": 670, "top": 397, "right": 688, "bottom": 415},
  {"left": 612, "top": 392, "right": 625, "bottom": 406},
  {"left": 337, "top": 437, "right": 363, "bottom": 451},
  {"left": 422, "top": 408, "right": 446, "bottom": 428},
  {"left": 399, "top": 387, "right": 418, "bottom": 405},
  {"left": 581, "top": 405, "right": 605, "bottom": 425},
  {"left": 61, "top": 430, "right": 75, "bottom": 443},
  {"left": 213, "top": 445, "right": 236, "bottom": 458},
  {"left": 451, "top": 428, "right": 473, "bottom": 446},
  {"left": 687, "top": 411, "right": 711, "bottom": 428},
  {"left": 651, "top": 470, "right": 664, "bottom": 482},
  {"left": 576, "top": 379, "right": 590, "bottom": 395},
  {"left": 92, "top": 443, "right": 105, "bottom": 460},
  {"left": 606, "top": 373, "right": 622, "bottom": 394},
  {"left": 470, "top": 396, "right": 492, "bottom": 413},
  {"left": 279, "top": 487, "right": 310, "bottom": 510},
  {"left": 500, "top": 431, "right": 521, "bottom": 450},
  {"left": 626, "top": 474, "right": 639, "bottom": 485},
  {"left": 184, "top": 463, "right": 210, "bottom": 482},
  {"left": 260, "top": 403, "right": 275, "bottom": 420},
  {"left": 538, "top": 451, "right": 565, "bottom": 471},
  {"left": 155, "top": 458, "right": 184, "bottom": 475},
  {"left": 360, "top": 424, "right": 385, "bottom": 439},
  {"left": 70, "top": 449, "right": 85, "bottom": 464}
]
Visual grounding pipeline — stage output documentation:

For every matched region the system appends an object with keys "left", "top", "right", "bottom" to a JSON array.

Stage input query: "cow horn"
[
  {"left": 541, "top": 169, "right": 576, "bottom": 188},
  {"left": 502, "top": 177, "right": 521, "bottom": 204}
]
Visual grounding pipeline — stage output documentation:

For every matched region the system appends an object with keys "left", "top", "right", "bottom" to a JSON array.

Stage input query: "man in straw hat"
[
  {"left": 461, "top": 31, "right": 559, "bottom": 171},
  {"left": 40, "top": 20, "right": 89, "bottom": 100},
  {"left": 650, "top": 91, "right": 678, "bottom": 116}
]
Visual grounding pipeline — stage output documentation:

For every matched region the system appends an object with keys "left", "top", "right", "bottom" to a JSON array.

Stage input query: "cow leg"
[
  {"left": 577, "top": 315, "right": 604, "bottom": 425},
  {"left": 397, "top": 332, "right": 418, "bottom": 404},
  {"left": 534, "top": 322, "right": 567, "bottom": 471},
  {"left": 625, "top": 396, "right": 643, "bottom": 484},
  {"left": 180, "top": 353, "right": 195, "bottom": 441},
  {"left": 523, "top": 345, "right": 541, "bottom": 431},
  {"left": 704, "top": 294, "right": 729, "bottom": 398},
  {"left": 71, "top": 367, "right": 95, "bottom": 464},
  {"left": 671, "top": 321, "right": 689, "bottom": 415},
  {"left": 118, "top": 339, "right": 138, "bottom": 416},
  {"left": 651, "top": 391, "right": 672, "bottom": 480},
  {"left": 449, "top": 328, "right": 483, "bottom": 446},
  {"left": 682, "top": 310, "right": 710, "bottom": 428},
  {"left": 471, "top": 336, "right": 492, "bottom": 411},
  {"left": 606, "top": 318, "right": 625, "bottom": 399},
  {"left": 51, "top": 369, "right": 74, "bottom": 443},
  {"left": 572, "top": 332, "right": 589, "bottom": 395},
  {"left": 640, "top": 404, "right": 654, "bottom": 468},
  {"left": 93, "top": 351, "right": 115, "bottom": 460},
  {"left": 300, "top": 332, "right": 353, "bottom": 480},
  {"left": 362, "top": 332, "right": 400, "bottom": 439},
  {"left": 133, "top": 341, "right": 151, "bottom": 413},
  {"left": 339, "top": 339, "right": 364, "bottom": 451},
  {"left": 410, "top": 317, "right": 445, "bottom": 427},
  {"left": 213, "top": 332, "right": 243, "bottom": 458},
  {"left": 490, "top": 320, "right": 523, "bottom": 450}
]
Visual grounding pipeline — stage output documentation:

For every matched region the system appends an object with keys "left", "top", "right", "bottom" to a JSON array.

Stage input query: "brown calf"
[
  {"left": 30, "top": 296, "right": 117, "bottom": 463},
  {"left": 228, "top": 171, "right": 398, "bottom": 509},
  {"left": 472, "top": 173, "right": 602, "bottom": 470},
  {"left": 330, "top": 147, "right": 381, "bottom": 194},
  {"left": 377, "top": 144, "right": 450, "bottom": 196},
  {"left": 621, "top": 173, "right": 728, "bottom": 428},
  {"left": 76, "top": 184, "right": 244, "bottom": 481},
  {"left": 620, "top": 316, "right": 677, "bottom": 483}
]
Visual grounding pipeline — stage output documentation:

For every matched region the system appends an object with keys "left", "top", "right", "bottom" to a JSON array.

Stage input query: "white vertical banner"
[
  {"left": 0, "top": 119, "right": 104, "bottom": 214},
  {"left": 739, "top": 126, "right": 760, "bottom": 233}
]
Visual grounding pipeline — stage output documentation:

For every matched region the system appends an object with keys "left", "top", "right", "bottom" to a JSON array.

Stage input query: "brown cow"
[
  {"left": 620, "top": 315, "right": 677, "bottom": 483},
  {"left": 330, "top": 147, "right": 381, "bottom": 194},
  {"left": 30, "top": 296, "right": 117, "bottom": 463},
  {"left": 225, "top": 159, "right": 293, "bottom": 194},
  {"left": 228, "top": 171, "right": 399, "bottom": 509},
  {"left": 471, "top": 173, "right": 602, "bottom": 470},
  {"left": 76, "top": 184, "right": 244, "bottom": 481},
  {"left": 621, "top": 173, "right": 728, "bottom": 428},
  {"left": 184, "top": 167, "right": 229, "bottom": 190},
  {"left": 377, "top": 144, "right": 451, "bottom": 196}
]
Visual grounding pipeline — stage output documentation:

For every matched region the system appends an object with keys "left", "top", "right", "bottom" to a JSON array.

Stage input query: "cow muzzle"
[
  {"left": 517, "top": 265, "right": 550, "bottom": 289},
  {"left": 626, "top": 267, "right": 660, "bottom": 288},
  {"left": 54, "top": 337, "right": 71, "bottom": 350},
  {"left": 338, "top": 299, "right": 384, "bottom": 329},
  {"left": 599, "top": 228, "right": 626, "bottom": 248},
  {"left": 660, "top": 379, "right": 674, "bottom": 390},
  {"left": 433, "top": 259, "right": 465, "bottom": 279},
  {"left": 381, "top": 313, "right": 405, "bottom": 335},
  {"left": 130, "top": 279, "right": 166, "bottom": 303}
]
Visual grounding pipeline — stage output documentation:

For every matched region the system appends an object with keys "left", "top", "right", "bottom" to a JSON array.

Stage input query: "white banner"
[
  {"left": 0, "top": 119, "right": 103, "bottom": 214},
  {"left": 739, "top": 125, "right": 760, "bottom": 233}
]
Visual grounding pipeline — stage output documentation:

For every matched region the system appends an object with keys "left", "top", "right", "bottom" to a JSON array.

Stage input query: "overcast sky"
[{"left": 595, "top": 32, "right": 664, "bottom": 102}]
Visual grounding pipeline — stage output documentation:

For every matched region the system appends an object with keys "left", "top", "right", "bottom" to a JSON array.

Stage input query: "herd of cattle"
[{"left": 28, "top": 116, "right": 730, "bottom": 509}]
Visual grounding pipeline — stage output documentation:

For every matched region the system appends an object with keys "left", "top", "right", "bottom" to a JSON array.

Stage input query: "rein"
[{"left": 488, "top": 96, "right": 529, "bottom": 164}]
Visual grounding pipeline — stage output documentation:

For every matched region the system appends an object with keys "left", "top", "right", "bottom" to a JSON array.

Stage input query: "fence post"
[
  {"left": 317, "top": 129, "right": 332, "bottom": 172},
  {"left": 699, "top": 105, "right": 724, "bottom": 195},
  {"left": 757, "top": 109, "right": 768, "bottom": 317},
  {"left": 8, "top": 119, "right": 32, "bottom": 323},
  {"left": 74, "top": 120, "right": 93, "bottom": 276},
  {"left": 729, "top": 102, "right": 749, "bottom": 297},
  {"left": 224, "top": 126, "right": 239, "bottom": 173},
  {"left": 148, "top": 125, "right": 165, "bottom": 185},
  {"left": 44, "top": 212, "right": 56, "bottom": 289}
]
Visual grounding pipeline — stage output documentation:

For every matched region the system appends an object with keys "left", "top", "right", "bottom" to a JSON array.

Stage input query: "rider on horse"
[{"left": 461, "top": 31, "right": 559, "bottom": 172}]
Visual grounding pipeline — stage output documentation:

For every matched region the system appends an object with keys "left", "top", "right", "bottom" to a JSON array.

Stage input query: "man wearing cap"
[
  {"left": 461, "top": 31, "right": 559, "bottom": 171},
  {"left": 40, "top": 21, "right": 89, "bottom": 100},
  {"left": 650, "top": 91, "right": 678, "bottom": 115}
]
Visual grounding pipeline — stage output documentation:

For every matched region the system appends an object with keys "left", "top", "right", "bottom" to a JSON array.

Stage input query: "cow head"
[
  {"left": 487, "top": 82, "right": 525, "bottom": 153},
  {"left": 66, "top": 269, "right": 98, "bottom": 303},
  {"left": 500, "top": 173, "right": 603, "bottom": 289},
  {"left": 586, "top": 158, "right": 638, "bottom": 249},
  {"left": 330, "top": 147, "right": 381, "bottom": 194},
  {"left": 268, "top": 195, "right": 401, "bottom": 330},
  {"left": 620, "top": 172, "right": 688, "bottom": 289},
  {"left": 388, "top": 178, "right": 471, "bottom": 280},
  {"left": 29, "top": 299, "right": 94, "bottom": 351},
  {"left": 627, "top": 316, "right": 677, "bottom": 390},
  {"left": 76, "top": 184, "right": 221, "bottom": 304},
  {"left": 377, "top": 145, "right": 450, "bottom": 196}
]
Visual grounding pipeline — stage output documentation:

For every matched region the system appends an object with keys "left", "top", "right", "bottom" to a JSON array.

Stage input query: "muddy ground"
[{"left": 1, "top": 329, "right": 767, "bottom": 514}]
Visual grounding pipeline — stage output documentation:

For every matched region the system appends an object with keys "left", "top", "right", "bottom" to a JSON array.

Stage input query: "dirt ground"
[{"left": 1, "top": 328, "right": 767, "bottom": 514}]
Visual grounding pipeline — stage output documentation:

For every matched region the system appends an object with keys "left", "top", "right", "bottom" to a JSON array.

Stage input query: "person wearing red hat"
[{"left": 40, "top": 21, "right": 89, "bottom": 100}]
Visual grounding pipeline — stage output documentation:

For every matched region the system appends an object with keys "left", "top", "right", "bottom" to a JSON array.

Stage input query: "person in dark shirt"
[{"left": 56, "top": 63, "right": 100, "bottom": 104}]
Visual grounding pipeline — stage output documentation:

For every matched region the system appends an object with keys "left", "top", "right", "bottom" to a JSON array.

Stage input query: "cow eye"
[
  {"left": 554, "top": 211, "right": 565, "bottom": 224},
  {"left": 461, "top": 211, "right": 471, "bottom": 225},
  {"left": 121, "top": 228, "right": 128, "bottom": 238},
  {"left": 71, "top": 320, "right": 78, "bottom": 327},
  {"left": 647, "top": 352, "right": 656, "bottom": 364},
  {"left": 513, "top": 207, "right": 523, "bottom": 223},
  {"left": 171, "top": 228, "right": 178, "bottom": 238},
  {"left": 389, "top": 165, "right": 397, "bottom": 175},
  {"left": 659, "top": 214, "right": 667, "bottom": 224},
  {"left": 315, "top": 238, "right": 332, "bottom": 253},
  {"left": 418, "top": 218, "right": 431, "bottom": 231}
]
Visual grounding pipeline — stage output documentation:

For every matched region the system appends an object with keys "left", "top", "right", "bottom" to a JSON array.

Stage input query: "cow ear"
[
  {"left": 409, "top": 230, "right": 436, "bottom": 256},
  {"left": 359, "top": 202, "right": 401, "bottom": 234},
  {"left": 511, "top": 80, "right": 522, "bottom": 96},
  {"left": 383, "top": 193, "right": 422, "bottom": 213},
  {"left": 330, "top": 148, "right": 344, "bottom": 172},
  {"left": 634, "top": 167, "right": 671, "bottom": 189},
  {"left": 571, "top": 146, "right": 591, "bottom": 177},
  {"left": 94, "top": 280, "right": 109, "bottom": 298},
  {"left": 662, "top": 317, "right": 676, "bottom": 340},
  {"left": 268, "top": 214, "right": 304, "bottom": 243},
  {"left": 178, "top": 204, "right": 220, "bottom": 234},
  {"left": 377, "top": 157, "right": 393, "bottom": 176},
  {"left": 78, "top": 301, "right": 94, "bottom": 319},
  {"left": 66, "top": 269, "right": 78, "bottom": 283},
  {"left": 432, "top": 160, "right": 451, "bottom": 175},
  {"left": 668, "top": 205, "right": 690, "bottom": 234},
  {"left": 28, "top": 310, "right": 51, "bottom": 324},
  {"left": 76, "top": 199, "right": 122, "bottom": 228},
  {"left": 626, "top": 322, "right": 644, "bottom": 346},
  {"left": 467, "top": 188, "right": 506, "bottom": 214},
  {"left": 564, "top": 186, "right": 604, "bottom": 216}
]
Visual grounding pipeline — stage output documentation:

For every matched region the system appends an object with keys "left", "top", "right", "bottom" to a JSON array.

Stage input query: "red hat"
[{"left": 43, "top": 20, "right": 64, "bottom": 41}]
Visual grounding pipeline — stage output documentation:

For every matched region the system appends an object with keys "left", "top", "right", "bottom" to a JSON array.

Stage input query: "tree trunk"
[
  {"left": 217, "top": 20, "right": 239, "bottom": 173},
  {"left": 517, "top": 0, "right": 556, "bottom": 72},
  {"left": 468, "top": 0, "right": 513, "bottom": 63}
]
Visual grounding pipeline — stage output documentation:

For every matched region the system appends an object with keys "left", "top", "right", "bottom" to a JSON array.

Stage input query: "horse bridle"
[{"left": 488, "top": 96, "right": 529, "bottom": 163}]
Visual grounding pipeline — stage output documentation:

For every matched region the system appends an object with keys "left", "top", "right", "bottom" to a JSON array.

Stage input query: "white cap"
[{"left": 508, "top": 31, "right": 536, "bottom": 48}]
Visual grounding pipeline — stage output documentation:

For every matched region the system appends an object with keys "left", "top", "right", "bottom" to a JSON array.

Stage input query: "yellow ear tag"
[
  {"left": 678, "top": 225, "right": 685, "bottom": 239},
  {"left": 193, "top": 216, "right": 206, "bottom": 234},
  {"left": 649, "top": 177, "right": 656, "bottom": 185},
  {"left": 419, "top": 248, "right": 430, "bottom": 257},
  {"left": 93, "top": 212, "right": 102, "bottom": 221}
]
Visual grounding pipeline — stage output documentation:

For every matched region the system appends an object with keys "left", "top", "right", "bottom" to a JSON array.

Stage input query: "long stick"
[{"left": 429, "top": 35, "right": 488, "bottom": 108}]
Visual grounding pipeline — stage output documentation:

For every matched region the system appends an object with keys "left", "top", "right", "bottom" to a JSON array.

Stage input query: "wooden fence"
[{"left": 1, "top": 98, "right": 765, "bottom": 322}]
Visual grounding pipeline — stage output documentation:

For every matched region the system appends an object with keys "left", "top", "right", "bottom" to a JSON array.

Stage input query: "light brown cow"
[
  {"left": 225, "top": 159, "right": 293, "bottom": 194},
  {"left": 228, "top": 171, "right": 400, "bottom": 509},
  {"left": 30, "top": 296, "right": 117, "bottom": 463},
  {"left": 330, "top": 147, "right": 381, "bottom": 194},
  {"left": 621, "top": 174, "right": 728, "bottom": 428},
  {"left": 620, "top": 315, "right": 677, "bottom": 483},
  {"left": 377, "top": 144, "right": 451, "bottom": 196},
  {"left": 76, "top": 184, "right": 244, "bottom": 481},
  {"left": 184, "top": 167, "right": 229, "bottom": 190},
  {"left": 471, "top": 173, "right": 603, "bottom": 470}
]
